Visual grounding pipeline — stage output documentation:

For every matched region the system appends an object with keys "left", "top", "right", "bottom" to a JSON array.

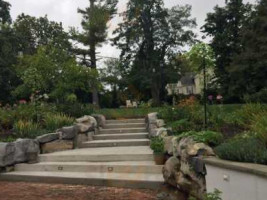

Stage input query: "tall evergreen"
[
  {"left": 228, "top": 0, "right": 267, "bottom": 102},
  {"left": 114, "top": 0, "right": 196, "bottom": 105},
  {"left": 0, "top": 0, "right": 19, "bottom": 103},
  {"left": 73, "top": 0, "right": 118, "bottom": 106},
  {"left": 202, "top": 0, "right": 253, "bottom": 102}
]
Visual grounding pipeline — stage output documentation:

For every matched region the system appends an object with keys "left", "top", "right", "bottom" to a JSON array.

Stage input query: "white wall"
[{"left": 205, "top": 164, "right": 267, "bottom": 200}]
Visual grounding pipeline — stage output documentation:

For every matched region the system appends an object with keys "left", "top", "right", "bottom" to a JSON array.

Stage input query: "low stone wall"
[
  {"left": 146, "top": 112, "right": 168, "bottom": 138},
  {"left": 204, "top": 157, "right": 267, "bottom": 200},
  {"left": 146, "top": 112, "right": 215, "bottom": 199},
  {"left": 0, "top": 114, "right": 106, "bottom": 170}
]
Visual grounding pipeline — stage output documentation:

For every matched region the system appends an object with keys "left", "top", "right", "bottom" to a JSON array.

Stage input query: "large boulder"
[
  {"left": 92, "top": 114, "right": 106, "bottom": 128},
  {"left": 36, "top": 133, "right": 59, "bottom": 144},
  {"left": 0, "top": 143, "right": 15, "bottom": 167},
  {"left": 75, "top": 116, "right": 97, "bottom": 133},
  {"left": 156, "top": 119, "right": 165, "bottom": 128},
  {"left": 148, "top": 123, "right": 158, "bottom": 137},
  {"left": 14, "top": 139, "right": 39, "bottom": 163},
  {"left": 147, "top": 112, "right": 158, "bottom": 124},
  {"left": 163, "top": 156, "right": 181, "bottom": 187},
  {"left": 57, "top": 125, "right": 79, "bottom": 140},
  {"left": 164, "top": 136, "right": 174, "bottom": 155},
  {"left": 186, "top": 143, "right": 215, "bottom": 156},
  {"left": 156, "top": 128, "right": 168, "bottom": 138},
  {"left": 41, "top": 140, "right": 73, "bottom": 154}
]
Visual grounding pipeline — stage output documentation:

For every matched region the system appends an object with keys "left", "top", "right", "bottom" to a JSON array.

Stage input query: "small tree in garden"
[
  {"left": 13, "top": 46, "right": 98, "bottom": 103},
  {"left": 186, "top": 43, "right": 216, "bottom": 129}
]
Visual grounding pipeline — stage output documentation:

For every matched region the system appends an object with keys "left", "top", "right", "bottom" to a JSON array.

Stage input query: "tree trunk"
[
  {"left": 151, "top": 78, "right": 161, "bottom": 106},
  {"left": 89, "top": 0, "right": 99, "bottom": 107}
]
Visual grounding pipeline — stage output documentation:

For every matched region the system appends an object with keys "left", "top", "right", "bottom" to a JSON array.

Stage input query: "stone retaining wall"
[
  {"left": 0, "top": 114, "right": 106, "bottom": 170},
  {"left": 204, "top": 157, "right": 267, "bottom": 200},
  {"left": 146, "top": 112, "right": 215, "bottom": 199}
]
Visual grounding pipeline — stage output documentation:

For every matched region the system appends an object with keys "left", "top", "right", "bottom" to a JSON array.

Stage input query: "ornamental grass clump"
[
  {"left": 13, "top": 120, "right": 45, "bottom": 138},
  {"left": 44, "top": 113, "right": 74, "bottom": 132}
]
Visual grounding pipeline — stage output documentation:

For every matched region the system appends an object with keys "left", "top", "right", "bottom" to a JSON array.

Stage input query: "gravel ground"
[{"left": 0, "top": 182, "right": 159, "bottom": 200}]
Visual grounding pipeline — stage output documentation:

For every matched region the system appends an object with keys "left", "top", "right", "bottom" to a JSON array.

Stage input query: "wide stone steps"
[
  {"left": 82, "top": 139, "right": 150, "bottom": 148},
  {"left": 104, "top": 123, "right": 146, "bottom": 129},
  {"left": 0, "top": 119, "right": 164, "bottom": 190},
  {"left": 14, "top": 161, "right": 162, "bottom": 174},
  {"left": 93, "top": 133, "right": 149, "bottom": 140},
  {"left": 39, "top": 146, "right": 154, "bottom": 162},
  {"left": 0, "top": 171, "right": 163, "bottom": 189},
  {"left": 100, "top": 128, "right": 147, "bottom": 134},
  {"left": 106, "top": 119, "right": 145, "bottom": 124}
]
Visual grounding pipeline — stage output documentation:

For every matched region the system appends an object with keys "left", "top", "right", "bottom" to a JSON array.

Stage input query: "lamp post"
[{"left": 203, "top": 55, "right": 207, "bottom": 130}]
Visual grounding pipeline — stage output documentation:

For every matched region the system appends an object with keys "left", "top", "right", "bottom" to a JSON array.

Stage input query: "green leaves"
[
  {"left": 14, "top": 46, "right": 99, "bottom": 103},
  {"left": 185, "top": 43, "right": 216, "bottom": 72}
]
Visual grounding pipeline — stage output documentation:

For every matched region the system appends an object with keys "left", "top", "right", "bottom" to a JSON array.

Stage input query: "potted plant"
[{"left": 150, "top": 136, "right": 165, "bottom": 165}]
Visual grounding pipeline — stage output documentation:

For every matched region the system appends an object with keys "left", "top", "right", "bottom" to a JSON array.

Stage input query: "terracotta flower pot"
[{"left": 154, "top": 153, "right": 165, "bottom": 165}]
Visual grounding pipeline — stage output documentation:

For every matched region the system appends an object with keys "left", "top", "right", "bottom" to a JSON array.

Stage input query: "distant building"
[{"left": 166, "top": 69, "right": 214, "bottom": 96}]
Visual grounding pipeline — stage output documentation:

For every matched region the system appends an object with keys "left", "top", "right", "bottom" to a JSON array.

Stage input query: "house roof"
[{"left": 180, "top": 73, "right": 196, "bottom": 86}]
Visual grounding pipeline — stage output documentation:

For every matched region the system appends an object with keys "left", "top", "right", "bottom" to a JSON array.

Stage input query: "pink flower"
[{"left": 19, "top": 99, "right": 27, "bottom": 104}]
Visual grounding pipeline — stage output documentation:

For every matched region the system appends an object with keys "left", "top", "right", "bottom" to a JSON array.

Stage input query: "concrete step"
[
  {"left": 93, "top": 133, "right": 148, "bottom": 140},
  {"left": 0, "top": 171, "right": 164, "bottom": 189},
  {"left": 104, "top": 123, "right": 146, "bottom": 129},
  {"left": 82, "top": 139, "right": 150, "bottom": 148},
  {"left": 15, "top": 161, "right": 163, "bottom": 174},
  {"left": 100, "top": 128, "right": 147, "bottom": 134},
  {"left": 106, "top": 119, "right": 145, "bottom": 124},
  {"left": 39, "top": 146, "right": 154, "bottom": 162}
]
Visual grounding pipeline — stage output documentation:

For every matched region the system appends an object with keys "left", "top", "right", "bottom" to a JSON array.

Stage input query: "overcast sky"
[{"left": 7, "top": 0, "right": 256, "bottom": 59}]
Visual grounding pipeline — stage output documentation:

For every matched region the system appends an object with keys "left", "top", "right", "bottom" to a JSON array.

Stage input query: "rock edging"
[
  {"left": 146, "top": 112, "right": 215, "bottom": 199},
  {"left": 0, "top": 114, "right": 106, "bottom": 169}
]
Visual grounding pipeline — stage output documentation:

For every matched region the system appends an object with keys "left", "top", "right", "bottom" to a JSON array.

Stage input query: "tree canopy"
[{"left": 114, "top": 0, "right": 196, "bottom": 105}]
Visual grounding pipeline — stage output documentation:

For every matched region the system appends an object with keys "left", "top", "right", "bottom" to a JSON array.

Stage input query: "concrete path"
[{"left": 0, "top": 118, "right": 164, "bottom": 189}]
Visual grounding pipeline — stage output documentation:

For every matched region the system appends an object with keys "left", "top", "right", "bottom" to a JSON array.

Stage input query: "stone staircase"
[{"left": 0, "top": 118, "right": 164, "bottom": 189}]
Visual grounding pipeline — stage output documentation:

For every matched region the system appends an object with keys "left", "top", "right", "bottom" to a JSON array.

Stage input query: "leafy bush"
[
  {"left": 177, "top": 131, "right": 223, "bottom": 146},
  {"left": 168, "top": 119, "right": 195, "bottom": 135},
  {"left": 13, "top": 120, "right": 46, "bottom": 138},
  {"left": 158, "top": 106, "right": 190, "bottom": 123},
  {"left": 189, "top": 189, "right": 222, "bottom": 200},
  {"left": 0, "top": 109, "right": 14, "bottom": 129},
  {"left": 150, "top": 137, "right": 164, "bottom": 154},
  {"left": 215, "top": 137, "right": 267, "bottom": 164},
  {"left": 44, "top": 113, "right": 74, "bottom": 132},
  {"left": 250, "top": 112, "right": 267, "bottom": 145},
  {"left": 56, "top": 103, "right": 95, "bottom": 118}
]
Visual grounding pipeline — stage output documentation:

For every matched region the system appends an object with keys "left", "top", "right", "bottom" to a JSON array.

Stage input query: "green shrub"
[
  {"left": 250, "top": 112, "right": 267, "bottom": 145},
  {"left": 13, "top": 120, "right": 46, "bottom": 138},
  {"left": 0, "top": 109, "right": 14, "bottom": 129},
  {"left": 150, "top": 137, "right": 164, "bottom": 154},
  {"left": 158, "top": 106, "right": 191, "bottom": 123},
  {"left": 215, "top": 137, "right": 267, "bottom": 164},
  {"left": 177, "top": 131, "right": 223, "bottom": 146},
  {"left": 168, "top": 119, "right": 195, "bottom": 135},
  {"left": 56, "top": 103, "right": 95, "bottom": 118},
  {"left": 44, "top": 113, "right": 74, "bottom": 132},
  {"left": 189, "top": 189, "right": 222, "bottom": 200}
]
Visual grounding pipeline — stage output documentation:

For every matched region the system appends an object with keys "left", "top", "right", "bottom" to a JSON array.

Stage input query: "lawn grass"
[{"left": 94, "top": 107, "right": 164, "bottom": 119}]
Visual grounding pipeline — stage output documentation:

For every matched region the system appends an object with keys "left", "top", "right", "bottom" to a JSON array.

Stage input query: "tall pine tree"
[
  {"left": 202, "top": 0, "right": 253, "bottom": 102},
  {"left": 228, "top": 0, "right": 267, "bottom": 102},
  {"left": 73, "top": 0, "right": 118, "bottom": 106}
]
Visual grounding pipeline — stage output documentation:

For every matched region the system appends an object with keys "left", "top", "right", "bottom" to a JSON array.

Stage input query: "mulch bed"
[{"left": 0, "top": 182, "right": 158, "bottom": 200}]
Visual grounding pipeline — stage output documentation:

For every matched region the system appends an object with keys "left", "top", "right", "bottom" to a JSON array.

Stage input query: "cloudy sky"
[{"left": 7, "top": 0, "right": 256, "bottom": 59}]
